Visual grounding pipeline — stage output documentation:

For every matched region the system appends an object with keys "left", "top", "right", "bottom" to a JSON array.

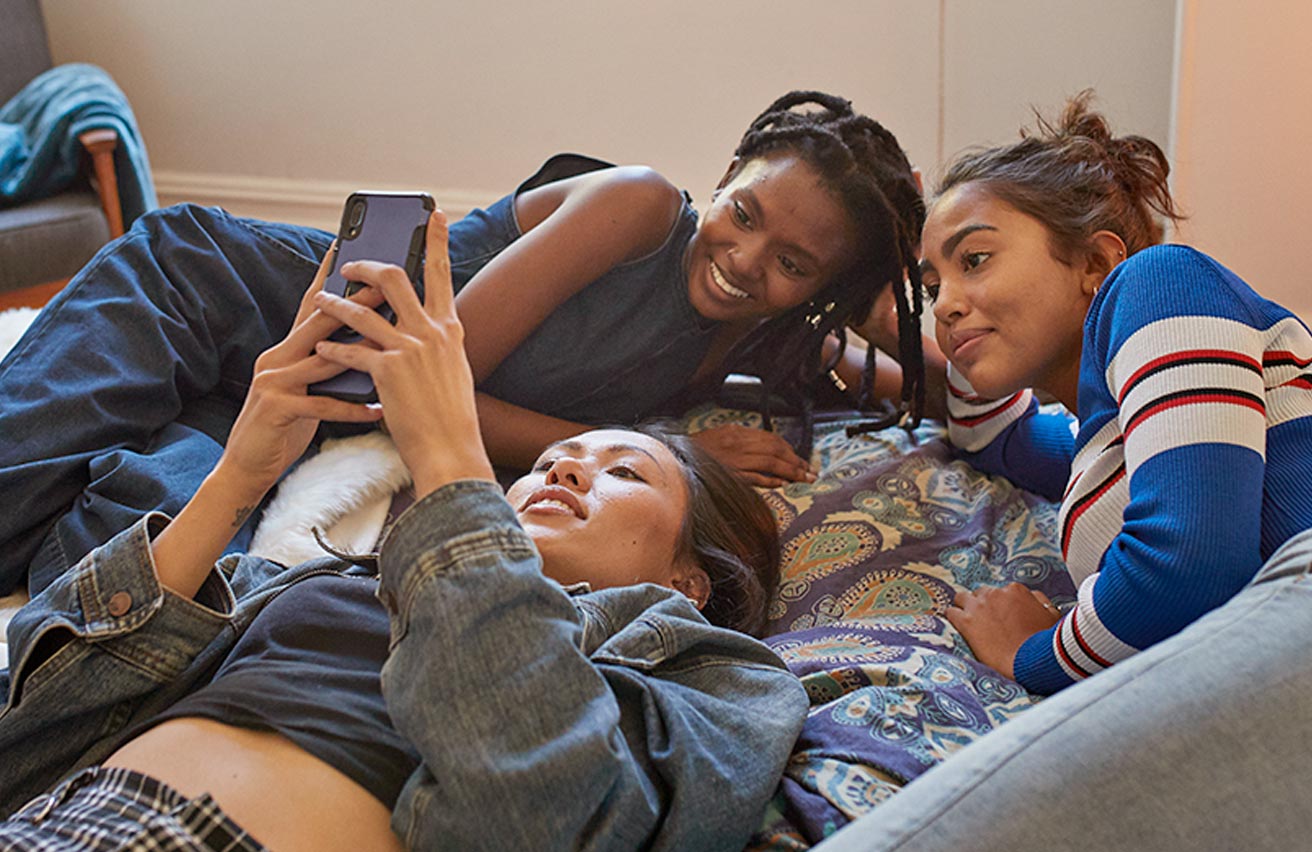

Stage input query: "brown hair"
[
  {"left": 636, "top": 424, "right": 781, "bottom": 637},
  {"left": 935, "top": 90, "right": 1184, "bottom": 262}
]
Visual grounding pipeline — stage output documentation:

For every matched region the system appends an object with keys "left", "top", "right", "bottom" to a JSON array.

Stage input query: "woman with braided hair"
[{"left": 0, "top": 89, "right": 934, "bottom": 596}]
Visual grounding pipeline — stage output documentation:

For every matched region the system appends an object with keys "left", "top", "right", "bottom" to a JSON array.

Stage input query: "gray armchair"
[{"left": 0, "top": 0, "right": 125, "bottom": 309}]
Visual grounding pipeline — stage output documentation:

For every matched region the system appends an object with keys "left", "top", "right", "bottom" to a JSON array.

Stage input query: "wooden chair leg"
[{"left": 78, "top": 128, "right": 124, "bottom": 239}]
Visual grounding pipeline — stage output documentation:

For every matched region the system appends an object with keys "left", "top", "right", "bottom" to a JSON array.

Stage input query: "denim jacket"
[{"left": 0, "top": 480, "right": 807, "bottom": 850}]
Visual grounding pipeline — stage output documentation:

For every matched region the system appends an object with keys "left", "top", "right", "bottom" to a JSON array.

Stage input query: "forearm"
[
  {"left": 150, "top": 463, "right": 270, "bottom": 599},
  {"left": 475, "top": 391, "right": 591, "bottom": 471}
]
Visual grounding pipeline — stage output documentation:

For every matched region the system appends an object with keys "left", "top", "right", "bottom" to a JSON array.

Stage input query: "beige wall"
[
  {"left": 1171, "top": 0, "right": 1312, "bottom": 317},
  {"left": 40, "top": 0, "right": 1175, "bottom": 231},
  {"left": 941, "top": 0, "right": 1175, "bottom": 167}
]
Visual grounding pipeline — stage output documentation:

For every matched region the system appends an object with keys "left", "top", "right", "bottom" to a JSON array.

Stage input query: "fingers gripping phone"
[{"left": 308, "top": 191, "right": 435, "bottom": 402}]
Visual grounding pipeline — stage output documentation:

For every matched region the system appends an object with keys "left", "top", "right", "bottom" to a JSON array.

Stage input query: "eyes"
[
  {"left": 531, "top": 458, "right": 647, "bottom": 483},
  {"left": 730, "top": 199, "right": 807, "bottom": 278},
  {"left": 921, "top": 251, "right": 991, "bottom": 303}
]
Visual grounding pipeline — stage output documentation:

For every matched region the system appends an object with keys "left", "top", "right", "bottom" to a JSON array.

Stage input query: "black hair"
[
  {"left": 709, "top": 90, "right": 928, "bottom": 451},
  {"left": 635, "top": 424, "right": 781, "bottom": 637}
]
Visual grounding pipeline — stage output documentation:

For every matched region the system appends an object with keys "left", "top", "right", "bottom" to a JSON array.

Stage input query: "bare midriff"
[{"left": 104, "top": 717, "right": 405, "bottom": 852}]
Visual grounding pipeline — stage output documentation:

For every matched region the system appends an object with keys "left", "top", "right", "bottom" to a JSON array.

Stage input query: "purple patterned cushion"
[{"left": 683, "top": 407, "right": 1075, "bottom": 850}]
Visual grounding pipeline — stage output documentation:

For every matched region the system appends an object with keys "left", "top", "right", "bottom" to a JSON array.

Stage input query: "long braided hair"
[{"left": 709, "top": 91, "right": 928, "bottom": 452}]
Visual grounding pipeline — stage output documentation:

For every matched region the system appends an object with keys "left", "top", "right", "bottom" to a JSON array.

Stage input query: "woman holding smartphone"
[
  {"left": 0, "top": 214, "right": 807, "bottom": 850},
  {"left": 0, "top": 90, "right": 936, "bottom": 596}
]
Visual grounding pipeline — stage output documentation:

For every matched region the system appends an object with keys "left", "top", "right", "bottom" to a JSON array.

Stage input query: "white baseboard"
[{"left": 153, "top": 171, "right": 496, "bottom": 232}]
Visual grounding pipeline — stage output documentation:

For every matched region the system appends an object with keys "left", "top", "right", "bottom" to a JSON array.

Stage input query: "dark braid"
[{"left": 712, "top": 91, "right": 927, "bottom": 453}]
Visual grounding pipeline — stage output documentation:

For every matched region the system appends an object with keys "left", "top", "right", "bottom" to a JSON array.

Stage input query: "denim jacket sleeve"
[
  {"left": 0, "top": 513, "right": 239, "bottom": 812},
  {"left": 378, "top": 480, "right": 808, "bottom": 852}
]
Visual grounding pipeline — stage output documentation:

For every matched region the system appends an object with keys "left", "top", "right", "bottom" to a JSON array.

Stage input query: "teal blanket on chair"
[{"left": 0, "top": 63, "right": 157, "bottom": 225}]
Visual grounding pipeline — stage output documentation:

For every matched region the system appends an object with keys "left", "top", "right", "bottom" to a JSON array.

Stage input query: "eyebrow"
[
  {"left": 740, "top": 188, "right": 822, "bottom": 270},
  {"left": 543, "top": 440, "right": 669, "bottom": 483},
  {"left": 940, "top": 223, "right": 998, "bottom": 262}
]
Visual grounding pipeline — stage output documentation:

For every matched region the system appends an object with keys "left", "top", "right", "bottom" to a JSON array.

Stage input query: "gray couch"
[{"left": 0, "top": 0, "right": 124, "bottom": 303}]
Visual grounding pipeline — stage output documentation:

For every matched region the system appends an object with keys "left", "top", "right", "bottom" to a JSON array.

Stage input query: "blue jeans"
[
  {"left": 0, "top": 204, "right": 334, "bottom": 596},
  {"left": 815, "top": 527, "right": 1312, "bottom": 851}
]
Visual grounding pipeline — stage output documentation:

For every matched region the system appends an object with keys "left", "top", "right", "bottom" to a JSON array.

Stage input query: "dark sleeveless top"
[
  {"left": 447, "top": 154, "right": 721, "bottom": 425},
  {"left": 148, "top": 574, "right": 420, "bottom": 808}
]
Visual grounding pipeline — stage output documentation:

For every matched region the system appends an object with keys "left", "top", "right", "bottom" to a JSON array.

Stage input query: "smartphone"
[{"left": 308, "top": 191, "right": 435, "bottom": 402}]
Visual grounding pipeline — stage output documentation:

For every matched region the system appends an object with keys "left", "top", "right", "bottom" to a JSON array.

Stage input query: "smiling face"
[
  {"left": 504, "top": 429, "right": 707, "bottom": 600},
  {"left": 684, "top": 153, "right": 860, "bottom": 324},
  {"left": 921, "top": 182, "right": 1098, "bottom": 407}
]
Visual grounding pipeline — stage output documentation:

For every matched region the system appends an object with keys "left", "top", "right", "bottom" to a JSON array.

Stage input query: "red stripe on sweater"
[
  {"left": 948, "top": 392, "right": 1025, "bottom": 428},
  {"left": 1124, "top": 393, "right": 1265, "bottom": 438},
  {"left": 1068, "top": 608, "right": 1114, "bottom": 669},
  {"left": 1265, "top": 350, "right": 1312, "bottom": 369},
  {"left": 1053, "top": 620, "right": 1093, "bottom": 680},
  {"left": 1119, "top": 349, "right": 1262, "bottom": 404},
  {"left": 1061, "top": 465, "right": 1126, "bottom": 560}
]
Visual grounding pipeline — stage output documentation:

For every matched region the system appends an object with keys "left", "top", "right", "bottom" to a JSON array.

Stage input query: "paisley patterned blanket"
[{"left": 682, "top": 407, "right": 1076, "bottom": 850}]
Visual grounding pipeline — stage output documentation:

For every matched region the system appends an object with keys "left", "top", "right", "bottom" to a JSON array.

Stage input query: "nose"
[
  {"left": 931, "top": 276, "right": 966, "bottom": 327},
  {"left": 726, "top": 234, "right": 768, "bottom": 282},
  {"left": 545, "top": 456, "right": 591, "bottom": 491}
]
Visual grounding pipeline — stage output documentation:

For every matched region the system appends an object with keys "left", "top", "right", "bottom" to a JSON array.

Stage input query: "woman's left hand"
[
  {"left": 312, "top": 210, "right": 496, "bottom": 496},
  {"left": 945, "top": 583, "right": 1062, "bottom": 680},
  {"left": 217, "top": 242, "right": 388, "bottom": 497}
]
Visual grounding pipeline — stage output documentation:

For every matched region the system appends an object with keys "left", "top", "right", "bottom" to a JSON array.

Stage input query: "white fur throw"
[
  {"left": 247, "top": 430, "right": 411, "bottom": 565},
  {"left": 0, "top": 307, "right": 39, "bottom": 360}
]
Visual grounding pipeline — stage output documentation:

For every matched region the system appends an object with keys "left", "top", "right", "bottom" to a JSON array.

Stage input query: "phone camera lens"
[{"left": 346, "top": 199, "right": 367, "bottom": 238}]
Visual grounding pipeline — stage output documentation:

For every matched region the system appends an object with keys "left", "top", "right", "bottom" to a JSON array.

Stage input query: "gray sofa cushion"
[
  {"left": 0, "top": 0, "right": 53, "bottom": 104},
  {"left": 0, "top": 192, "right": 110, "bottom": 292}
]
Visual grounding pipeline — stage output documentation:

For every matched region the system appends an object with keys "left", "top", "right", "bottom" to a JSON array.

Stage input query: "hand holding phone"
[{"left": 309, "top": 191, "right": 435, "bottom": 402}]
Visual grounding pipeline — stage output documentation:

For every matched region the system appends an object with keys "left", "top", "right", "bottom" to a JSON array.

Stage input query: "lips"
[
  {"left": 709, "top": 260, "right": 751, "bottom": 300},
  {"left": 948, "top": 327, "right": 990, "bottom": 360},
  {"left": 519, "top": 485, "right": 586, "bottom": 519}
]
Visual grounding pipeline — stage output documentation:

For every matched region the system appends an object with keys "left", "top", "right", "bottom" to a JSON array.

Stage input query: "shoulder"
[
  {"left": 577, "top": 167, "right": 688, "bottom": 261},
  {"left": 1090, "top": 244, "right": 1279, "bottom": 343},
  {"left": 586, "top": 165, "right": 682, "bottom": 203},
  {"left": 518, "top": 166, "right": 687, "bottom": 260}
]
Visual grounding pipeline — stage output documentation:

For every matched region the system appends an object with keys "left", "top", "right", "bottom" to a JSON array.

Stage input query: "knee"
[{"left": 129, "top": 202, "right": 231, "bottom": 240}]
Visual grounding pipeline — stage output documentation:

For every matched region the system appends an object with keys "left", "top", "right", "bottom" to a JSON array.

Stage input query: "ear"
[
  {"left": 670, "top": 563, "right": 712, "bottom": 611},
  {"left": 1081, "top": 230, "right": 1128, "bottom": 296},
  {"left": 911, "top": 166, "right": 925, "bottom": 195}
]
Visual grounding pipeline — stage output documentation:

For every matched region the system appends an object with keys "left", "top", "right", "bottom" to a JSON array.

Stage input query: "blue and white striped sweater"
[{"left": 947, "top": 245, "right": 1312, "bottom": 694}]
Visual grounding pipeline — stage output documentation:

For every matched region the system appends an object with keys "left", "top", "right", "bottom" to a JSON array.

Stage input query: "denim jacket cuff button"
[{"left": 106, "top": 591, "right": 133, "bottom": 617}]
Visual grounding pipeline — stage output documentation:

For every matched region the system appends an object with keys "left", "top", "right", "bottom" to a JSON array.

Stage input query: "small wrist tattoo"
[{"left": 232, "top": 505, "right": 256, "bottom": 528}]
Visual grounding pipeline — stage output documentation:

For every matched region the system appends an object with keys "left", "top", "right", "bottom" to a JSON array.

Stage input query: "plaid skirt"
[{"left": 1, "top": 766, "right": 267, "bottom": 852}]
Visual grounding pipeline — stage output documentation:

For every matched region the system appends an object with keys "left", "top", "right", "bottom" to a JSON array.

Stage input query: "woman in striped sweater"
[{"left": 923, "top": 93, "right": 1312, "bottom": 695}]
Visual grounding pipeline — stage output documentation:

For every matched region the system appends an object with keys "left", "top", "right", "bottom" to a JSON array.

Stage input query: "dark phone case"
[{"left": 308, "top": 192, "right": 435, "bottom": 403}]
